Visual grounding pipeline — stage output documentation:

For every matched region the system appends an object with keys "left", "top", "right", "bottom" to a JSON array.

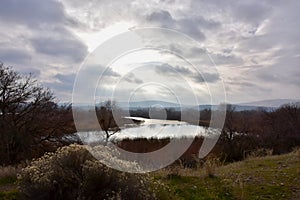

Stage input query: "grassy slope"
[
  {"left": 0, "top": 151, "right": 299, "bottom": 200},
  {"left": 155, "top": 151, "right": 300, "bottom": 200}
]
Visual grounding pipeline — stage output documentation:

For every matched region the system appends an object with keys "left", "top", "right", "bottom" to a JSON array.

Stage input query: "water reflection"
[{"left": 73, "top": 117, "right": 220, "bottom": 144}]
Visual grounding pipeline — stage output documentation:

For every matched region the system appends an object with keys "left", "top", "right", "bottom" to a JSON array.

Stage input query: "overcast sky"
[{"left": 0, "top": 0, "right": 300, "bottom": 104}]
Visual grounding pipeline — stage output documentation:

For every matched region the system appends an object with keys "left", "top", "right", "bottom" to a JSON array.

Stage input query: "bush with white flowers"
[{"left": 18, "top": 144, "right": 155, "bottom": 200}]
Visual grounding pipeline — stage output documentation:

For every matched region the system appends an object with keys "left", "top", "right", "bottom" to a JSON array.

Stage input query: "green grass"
[
  {"left": 0, "top": 177, "right": 18, "bottom": 200},
  {"left": 159, "top": 175, "right": 235, "bottom": 200},
  {"left": 0, "top": 190, "right": 19, "bottom": 200},
  {"left": 154, "top": 151, "right": 300, "bottom": 200},
  {"left": 0, "top": 178, "right": 16, "bottom": 186}
]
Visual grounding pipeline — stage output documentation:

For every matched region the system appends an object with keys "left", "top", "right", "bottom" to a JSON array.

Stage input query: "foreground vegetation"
[
  {"left": 0, "top": 148, "right": 299, "bottom": 199},
  {"left": 154, "top": 149, "right": 300, "bottom": 200},
  {"left": 0, "top": 165, "right": 19, "bottom": 200}
]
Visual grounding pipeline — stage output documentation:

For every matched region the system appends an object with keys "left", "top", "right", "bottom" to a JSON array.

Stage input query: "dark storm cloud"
[
  {"left": 0, "top": 0, "right": 76, "bottom": 28},
  {"left": 193, "top": 73, "right": 220, "bottom": 83},
  {"left": 231, "top": 1, "right": 271, "bottom": 25},
  {"left": 102, "top": 67, "right": 120, "bottom": 77},
  {"left": 225, "top": 76, "right": 271, "bottom": 96},
  {"left": 30, "top": 35, "right": 87, "bottom": 63},
  {"left": 155, "top": 63, "right": 193, "bottom": 75},
  {"left": 157, "top": 44, "right": 184, "bottom": 56},
  {"left": 55, "top": 73, "right": 75, "bottom": 84},
  {"left": 255, "top": 71, "right": 280, "bottom": 83},
  {"left": 78, "top": 65, "right": 120, "bottom": 86},
  {"left": 49, "top": 73, "right": 76, "bottom": 91},
  {"left": 189, "top": 47, "right": 207, "bottom": 56},
  {"left": 123, "top": 72, "right": 143, "bottom": 84},
  {"left": 188, "top": 16, "right": 221, "bottom": 30},
  {"left": 154, "top": 63, "right": 220, "bottom": 83},
  {"left": 146, "top": 10, "right": 175, "bottom": 27},
  {"left": 46, "top": 82, "right": 69, "bottom": 92},
  {"left": 168, "top": 44, "right": 184, "bottom": 55},
  {"left": 210, "top": 53, "right": 244, "bottom": 66},
  {"left": 0, "top": 47, "right": 32, "bottom": 64},
  {"left": 146, "top": 9, "right": 221, "bottom": 31},
  {"left": 251, "top": 56, "right": 300, "bottom": 86},
  {"left": 178, "top": 20, "right": 206, "bottom": 41},
  {"left": 145, "top": 10, "right": 219, "bottom": 41},
  {"left": 18, "top": 67, "right": 40, "bottom": 76},
  {"left": 0, "top": 0, "right": 87, "bottom": 64}
]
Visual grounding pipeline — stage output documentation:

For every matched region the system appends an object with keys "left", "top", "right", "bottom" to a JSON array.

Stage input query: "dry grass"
[
  {"left": 153, "top": 156, "right": 225, "bottom": 178},
  {"left": 293, "top": 147, "right": 300, "bottom": 158},
  {"left": 245, "top": 148, "right": 273, "bottom": 159},
  {"left": 204, "top": 156, "right": 221, "bottom": 177},
  {"left": 0, "top": 160, "right": 29, "bottom": 181},
  {"left": 0, "top": 166, "right": 18, "bottom": 180}
]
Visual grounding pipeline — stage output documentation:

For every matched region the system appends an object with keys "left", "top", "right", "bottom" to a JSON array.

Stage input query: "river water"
[{"left": 70, "top": 117, "right": 220, "bottom": 144}]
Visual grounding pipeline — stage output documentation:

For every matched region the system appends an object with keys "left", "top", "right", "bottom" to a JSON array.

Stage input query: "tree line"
[{"left": 1, "top": 62, "right": 299, "bottom": 165}]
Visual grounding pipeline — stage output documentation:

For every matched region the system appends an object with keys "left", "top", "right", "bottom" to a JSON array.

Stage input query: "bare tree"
[
  {"left": 0, "top": 63, "right": 74, "bottom": 164},
  {"left": 221, "top": 104, "right": 237, "bottom": 141},
  {"left": 96, "top": 100, "right": 120, "bottom": 142}
]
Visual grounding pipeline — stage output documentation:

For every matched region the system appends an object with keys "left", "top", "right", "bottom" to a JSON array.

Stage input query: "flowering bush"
[{"left": 18, "top": 144, "right": 155, "bottom": 200}]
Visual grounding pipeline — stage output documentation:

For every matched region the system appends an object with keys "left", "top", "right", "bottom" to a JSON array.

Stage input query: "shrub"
[{"left": 18, "top": 144, "right": 155, "bottom": 200}]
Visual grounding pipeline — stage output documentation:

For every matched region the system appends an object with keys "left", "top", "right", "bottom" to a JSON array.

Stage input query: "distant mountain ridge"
[
  {"left": 117, "top": 99, "right": 299, "bottom": 111},
  {"left": 116, "top": 100, "right": 182, "bottom": 109},
  {"left": 238, "top": 99, "right": 300, "bottom": 107},
  {"left": 71, "top": 99, "right": 299, "bottom": 111}
]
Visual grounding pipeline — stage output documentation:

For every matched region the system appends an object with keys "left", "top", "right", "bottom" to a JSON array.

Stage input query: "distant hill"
[
  {"left": 239, "top": 99, "right": 300, "bottom": 108},
  {"left": 119, "top": 100, "right": 180, "bottom": 108},
  {"left": 116, "top": 100, "right": 183, "bottom": 110},
  {"left": 71, "top": 99, "right": 300, "bottom": 111},
  {"left": 116, "top": 100, "right": 275, "bottom": 111},
  {"left": 199, "top": 104, "right": 274, "bottom": 112}
]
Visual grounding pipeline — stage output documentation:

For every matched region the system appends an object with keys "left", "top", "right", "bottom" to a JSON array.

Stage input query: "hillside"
[
  {"left": 154, "top": 150, "right": 300, "bottom": 200},
  {"left": 1, "top": 150, "right": 299, "bottom": 199}
]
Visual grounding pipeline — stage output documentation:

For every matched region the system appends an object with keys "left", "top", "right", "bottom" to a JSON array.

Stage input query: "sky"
[{"left": 0, "top": 0, "right": 300, "bottom": 105}]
